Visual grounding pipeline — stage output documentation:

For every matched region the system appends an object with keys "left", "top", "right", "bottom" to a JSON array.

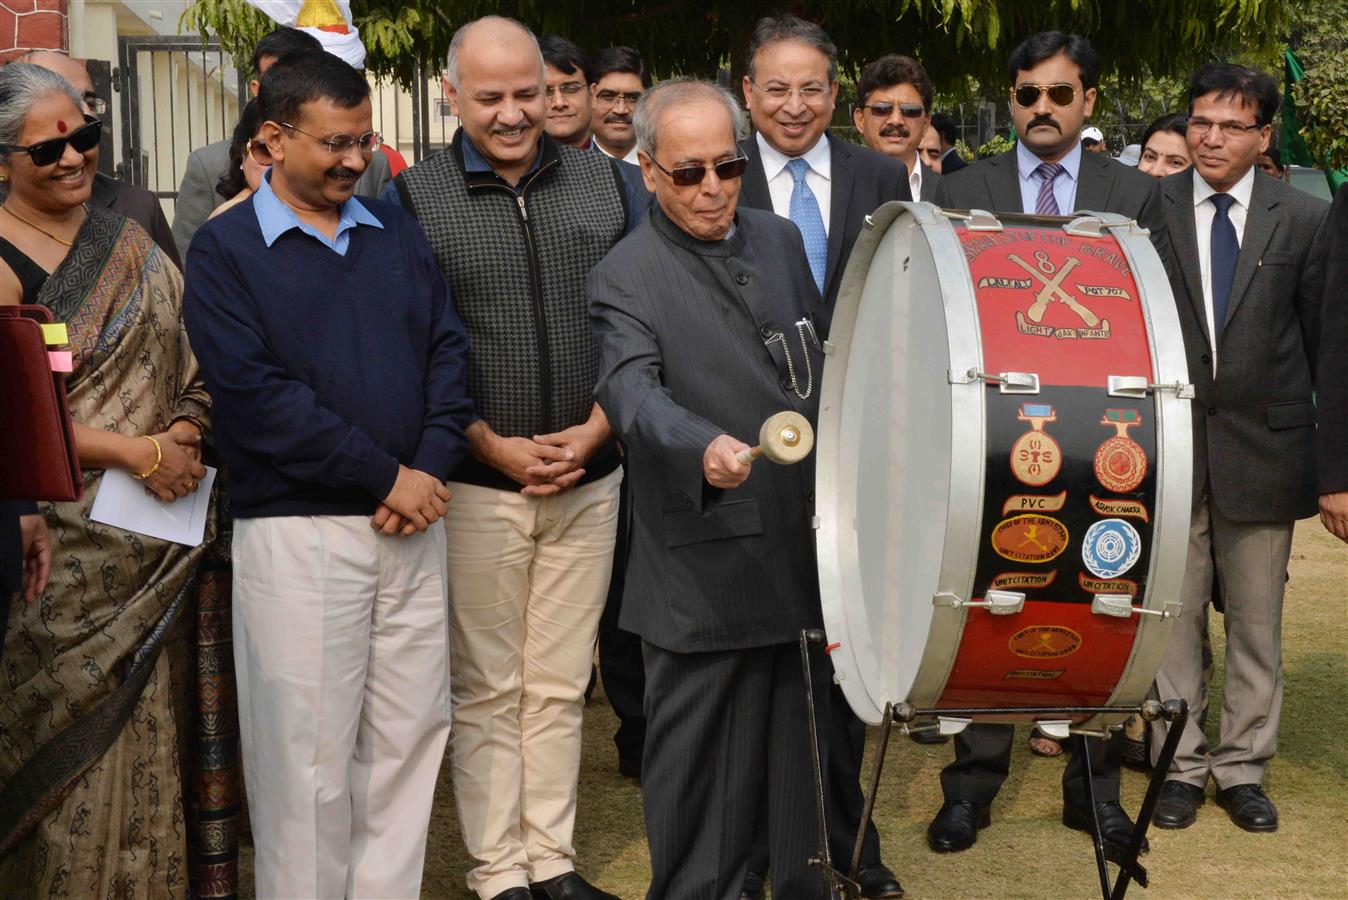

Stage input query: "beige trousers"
[
  {"left": 1151, "top": 491, "right": 1294, "bottom": 789},
  {"left": 444, "top": 470, "right": 621, "bottom": 898},
  {"left": 233, "top": 516, "right": 451, "bottom": 900}
]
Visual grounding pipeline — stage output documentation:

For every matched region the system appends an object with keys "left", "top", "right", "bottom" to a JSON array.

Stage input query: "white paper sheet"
[{"left": 89, "top": 466, "right": 217, "bottom": 547}]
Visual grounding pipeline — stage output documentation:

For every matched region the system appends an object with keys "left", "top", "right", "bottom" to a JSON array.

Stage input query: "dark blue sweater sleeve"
[
  {"left": 182, "top": 225, "right": 401, "bottom": 499},
  {"left": 406, "top": 226, "right": 474, "bottom": 478}
]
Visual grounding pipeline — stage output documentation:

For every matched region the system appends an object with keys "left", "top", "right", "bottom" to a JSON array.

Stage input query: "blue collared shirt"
[
  {"left": 253, "top": 172, "right": 383, "bottom": 256},
  {"left": 1016, "top": 139, "right": 1083, "bottom": 215}
]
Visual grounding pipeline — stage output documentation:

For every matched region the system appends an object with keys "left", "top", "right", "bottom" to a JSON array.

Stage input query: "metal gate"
[{"left": 116, "top": 36, "right": 246, "bottom": 220}]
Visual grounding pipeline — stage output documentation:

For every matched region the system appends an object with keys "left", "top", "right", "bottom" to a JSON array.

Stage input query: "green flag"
[{"left": 1284, "top": 48, "right": 1347, "bottom": 194}]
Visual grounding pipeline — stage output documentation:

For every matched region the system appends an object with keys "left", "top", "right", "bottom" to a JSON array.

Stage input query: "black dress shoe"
[
  {"left": 617, "top": 754, "right": 641, "bottom": 780},
  {"left": 1062, "top": 800, "right": 1149, "bottom": 853},
  {"left": 1216, "top": 783, "right": 1278, "bottom": 832},
  {"left": 490, "top": 890, "right": 532, "bottom": 900},
  {"left": 927, "top": 800, "right": 990, "bottom": 852},
  {"left": 908, "top": 730, "right": 950, "bottom": 745},
  {"left": 857, "top": 862, "right": 905, "bottom": 898},
  {"left": 739, "top": 870, "right": 765, "bottom": 900},
  {"left": 530, "top": 872, "right": 620, "bottom": 900},
  {"left": 1153, "top": 781, "right": 1205, "bottom": 829}
]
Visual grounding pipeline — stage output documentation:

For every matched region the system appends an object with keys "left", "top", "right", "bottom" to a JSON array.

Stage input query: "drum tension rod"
[
  {"left": 933, "top": 590, "right": 1025, "bottom": 615},
  {"left": 1107, "top": 375, "right": 1195, "bottom": 399},
  {"left": 1091, "top": 594, "right": 1184, "bottom": 619},
  {"left": 948, "top": 368, "right": 1041, "bottom": 394}
]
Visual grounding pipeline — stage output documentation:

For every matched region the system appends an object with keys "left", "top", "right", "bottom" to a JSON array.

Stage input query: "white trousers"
[
  {"left": 233, "top": 515, "right": 451, "bottom": 900},
  {"left": 444, "top": 470, "right": 621, "bottom": 898}
]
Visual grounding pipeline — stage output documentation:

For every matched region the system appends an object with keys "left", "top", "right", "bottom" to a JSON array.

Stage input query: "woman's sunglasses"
[
  {"left": 1013, "top": 83, "right": 1077, "bottom": 108},
  {"left": 648, "top": 155, "right": 749, "bottom": 187},
  {"left": 0, "top": 116, "right": 102, "bottom": 168}
]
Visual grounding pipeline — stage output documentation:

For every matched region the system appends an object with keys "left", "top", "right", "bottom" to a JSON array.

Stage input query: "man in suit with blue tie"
[
  {"left": 1148, "top": 63, "right": 1329, "bottom": 834},
  {"left": 928, "top": 30, "right": 1169, "bottom": 856},
  {"left": 735, "top": 15, "right": 908, "bottom": 899}
]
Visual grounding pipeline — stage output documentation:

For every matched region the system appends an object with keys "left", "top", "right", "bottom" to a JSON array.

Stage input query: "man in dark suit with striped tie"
[
  {"left": 734, "top": 16, "right": 908, "bottom": 897},
  {"left": 929, "top": 30, "right": 1169, "bottom": 856},
  {"left": 589, "top": 76, "right": 832, "bottom": 900}
]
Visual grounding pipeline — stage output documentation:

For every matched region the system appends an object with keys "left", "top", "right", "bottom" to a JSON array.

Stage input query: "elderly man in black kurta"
[{"left": 589, "top": 77, "right": 832, "bottom": 900}]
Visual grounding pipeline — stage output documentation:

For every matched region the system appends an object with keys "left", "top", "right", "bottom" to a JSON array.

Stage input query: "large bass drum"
[{"left": 816, "top": 202, "right": 1191, "bottom": 731}]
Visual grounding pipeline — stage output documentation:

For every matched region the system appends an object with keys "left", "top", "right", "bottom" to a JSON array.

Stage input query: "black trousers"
[
  {"left": 941, "top": 723, "right": 1124, "bottom": 808},
  {"left": 598, "top": 469, "right": 646, "bottom": 765},
  {"left": 641, "top": 640, "right": 832, "bottom": 900}
]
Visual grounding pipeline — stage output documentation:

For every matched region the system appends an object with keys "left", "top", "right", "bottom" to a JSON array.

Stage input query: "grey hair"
[
  {"left": 444, "top": 15, "right": 545, "bottom": 90},
  {"left": 0, "top": 63, "right": 83, "bottom": 154},
  {"left": 746, "top": 15, "right": 838, "bottom": 83},
  {"left": 634, "top": 77, "right": 747, "bottom": 159}
]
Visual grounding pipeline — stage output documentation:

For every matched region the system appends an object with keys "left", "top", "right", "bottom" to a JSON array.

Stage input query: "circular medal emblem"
[
  {"left": 1081, "top": 518, "right": 1142, "bottom": 579},
  {"left": 1011, "top": 431, "right": 1062, "bottom": 486},
  {"left": 1094, "top": 435, "right": 1147, "bottom": 493}
]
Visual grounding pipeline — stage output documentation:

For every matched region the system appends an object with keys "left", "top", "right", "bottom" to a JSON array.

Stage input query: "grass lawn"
[{"left": 242, "top": 520, "right": 1347, "bottom": 898}]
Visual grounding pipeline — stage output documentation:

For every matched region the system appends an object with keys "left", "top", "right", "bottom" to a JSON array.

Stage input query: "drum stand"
[{"left": 799, "top": 629, "right": 1190, "bottom": 900}]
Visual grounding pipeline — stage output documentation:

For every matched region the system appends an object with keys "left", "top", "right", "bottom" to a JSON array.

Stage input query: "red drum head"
[{"left": 816, "top": 203, "right": 1192, "bottom": 729}]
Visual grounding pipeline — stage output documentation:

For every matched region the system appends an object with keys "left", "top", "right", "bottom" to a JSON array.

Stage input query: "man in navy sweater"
[{"left": 183, "top": 52, "right": 473, "bottom": 898}]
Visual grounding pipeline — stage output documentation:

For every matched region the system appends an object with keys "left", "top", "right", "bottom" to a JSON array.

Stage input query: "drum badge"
[
  {"left": 1011, "top": 404, "right": 1062, "bottom": 486},
  {"left": 992, "top": 514, "right": 1069, "bottom": 563},
  {"left": 1006, "top": 250, "right": 1112, "bottom": 340},
  {"left": 1088, "top": 495, "right": 1149, "bottom": 522},
  {"left": 1082, "top": 518, "right": 1142, "bottom": 579},
  {"left": 1002, "top": 490, "right": 1067, "bottom": 516},
  {"left": 1094, "top": 409, "right": 1148, "bottom": 493},
  {"left": 1008, "top": 625, "right": 1082, "bottom": 659}
]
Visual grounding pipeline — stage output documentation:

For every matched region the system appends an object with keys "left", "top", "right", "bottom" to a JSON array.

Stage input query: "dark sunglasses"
[
  {"left": 860, "top": 102, "right": 925, "bottom": 119},
  {"left": 1013, "top": 83, "right": 1077, "bottom": 108},
  {"left": 0, "top": 116, "right": 101, "bottom": 167},
  {"left": 648, "top": 155, "right": 748, "bottom": 187}
]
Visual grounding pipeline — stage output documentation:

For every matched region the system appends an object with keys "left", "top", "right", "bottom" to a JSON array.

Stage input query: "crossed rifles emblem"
[
  {"left": 1006, "top": 252, "right": 1100, "bottom": 327},
  {"left": 1018, "top": 524, "right": 1049, "bottom": 552}
]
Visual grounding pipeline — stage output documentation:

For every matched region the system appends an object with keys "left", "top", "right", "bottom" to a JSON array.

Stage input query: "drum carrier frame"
[{"left": 797, "top": 627, "right": 1189, "bottom": 900}]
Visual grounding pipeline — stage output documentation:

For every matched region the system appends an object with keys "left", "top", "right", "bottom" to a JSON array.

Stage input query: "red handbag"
[{"left": 0, "top": 305, "right": 82, "bottom": 501}]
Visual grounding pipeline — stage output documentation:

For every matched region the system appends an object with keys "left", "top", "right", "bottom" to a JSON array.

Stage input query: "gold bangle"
[{"left": 132, "top": 435, "right": 162, "bottom": 480}]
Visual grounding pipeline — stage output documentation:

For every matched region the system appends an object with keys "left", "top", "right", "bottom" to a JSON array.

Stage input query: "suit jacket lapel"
[
  {"left": 1073, "top": 151, "right": 1114, "bottom": 214},
  {"left": 825, "top": 134, "right": 852, "bottom": 292},
  {"left": 1223, "top": 175, "right": 1279, "bottom": 332},
  {"left": 740, "top": 138, "right": 772, "bottom": 212},
  {"left": 1165, "top": 173, "right": 1211, "bottom": 348},
  {"left": 987, "top": 151, "right": 1022, "bottom": 213}
]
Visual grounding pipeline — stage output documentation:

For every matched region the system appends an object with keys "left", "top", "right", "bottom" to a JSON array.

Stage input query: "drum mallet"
[{"left": 735, "top": 411, "right": 815, "bottom": 465}]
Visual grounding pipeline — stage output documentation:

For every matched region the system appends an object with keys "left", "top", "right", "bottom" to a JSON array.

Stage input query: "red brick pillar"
[{"left": 0, "top": 0, "right": 68, "bottom": 64}]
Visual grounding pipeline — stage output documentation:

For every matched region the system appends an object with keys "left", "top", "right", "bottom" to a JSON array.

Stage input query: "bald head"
[
  {"left": 445, "top": 16, "right": 543, "bottom": 90},
  {"left": 18, "top": 50, "right": 93, "bottom": 96}
]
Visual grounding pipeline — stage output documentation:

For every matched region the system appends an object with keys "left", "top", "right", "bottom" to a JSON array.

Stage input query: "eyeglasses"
[
  {"left": 752, "top": 81, "right": 831, "bottom": 106},
  {"left": 1186, "top": 118, "right": 1263, "bottom": 139},
  {"left": 595, "top": 90, "right": 642, "bottom": 107},
  {"left": 83, "top": 93, "right": 109, "bottom": 117},
  {"left": 0, "top": 116, "right": 102, "bottom": 167},
  {"left": 1013, "top": 83, "right": 1077, "bottom": 108},
  {"left": 648, "top": 154, "right": 748, "bottom": 187},
  {"left": 546, "top": 81, "right": 587, "bottom": 100},
  {"left": 859, "top": 101, "right": 925, "bottom": 119},
  {"left": 279, "top": 123, "right": 382, "bottom": 155}
]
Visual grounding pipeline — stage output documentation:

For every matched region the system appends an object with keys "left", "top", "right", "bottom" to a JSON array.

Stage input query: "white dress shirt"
[
  {"left": 596, "top": 140, "right": 639, "bottom": 165},
  {"left": 757, "top": 132, "right": 832, "bottom": 234},
  {"left": 1192, "top": 166, "right": 1254, "bottom": 369},
  {"left": 908, "top": 157, "right": 923, "bottom": 200},
  {"left": 1016, "top": 140, "right": 1082, "bottom": 215}
]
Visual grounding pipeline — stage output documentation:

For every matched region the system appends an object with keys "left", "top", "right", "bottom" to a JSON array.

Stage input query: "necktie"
[
  {"left": 1034, "top": 162, "right": 1064, "bottom": 216},
  {"left": 787, "top": 158, "right": 827, "bottom": 295},
  {"left": 1209, "top": 193, "right": 1239, "bottom": 341}
]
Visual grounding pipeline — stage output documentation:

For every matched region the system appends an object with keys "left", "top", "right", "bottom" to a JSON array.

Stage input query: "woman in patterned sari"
[{"left": 0, "top": 63, "right": 235, "bottom": 897}]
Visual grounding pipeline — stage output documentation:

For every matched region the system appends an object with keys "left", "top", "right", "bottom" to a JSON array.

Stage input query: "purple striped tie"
[{"left": 1034, "top": 162, "right": 1065, "bottom": 216}]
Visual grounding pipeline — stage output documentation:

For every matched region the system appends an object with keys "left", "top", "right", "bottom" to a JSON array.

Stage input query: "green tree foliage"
[
  {"left": 1286, "top": 0, "right": 1348, "bottom": 171},
  {"left": 184, "top": 0, "right": 1291, "bottom": 95}
]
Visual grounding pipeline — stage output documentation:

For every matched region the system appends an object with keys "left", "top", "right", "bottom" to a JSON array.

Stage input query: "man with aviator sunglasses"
[
  {"left": 852, "top": 54, "right": 942, "bottom": 202},
  {"left": 930, "top": 30, "right": 1169, "bottom": 858}
]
